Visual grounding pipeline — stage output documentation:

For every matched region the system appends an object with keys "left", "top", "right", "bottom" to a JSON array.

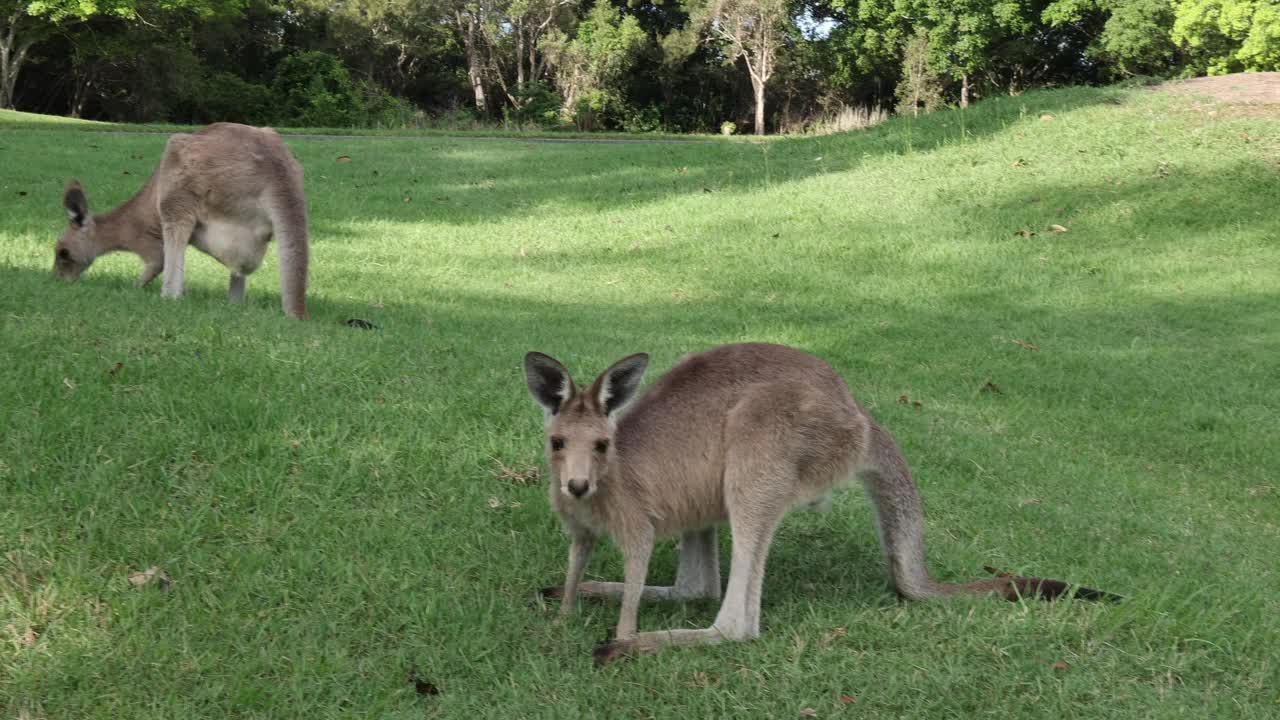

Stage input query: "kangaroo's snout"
[{"left": 567, "top": 479, "right": 590, "bottom": 498}]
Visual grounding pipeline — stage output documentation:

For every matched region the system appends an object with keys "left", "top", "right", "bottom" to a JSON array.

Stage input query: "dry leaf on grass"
[
  {"left": 994, "top": 336, "right": 1039, "bottom": 351},
  {"left": 127, "top": 566, "right": 171, "bottom": 590},
  {"left": 1011, "top": 338, "right": 1039, "bottom": 351},
  {"left": 107, "top": 362, "right": 123, "bottom": 376},
  {"left": 1040, "top": 113, "right": 1054, "bottom": 121},
  {"left": 336, "top": 155, "right": 352, "bottom": 162},
  {"left": 819, "top": 627, "right": 847, "bottom": 648},
  {"left": 6, "top": 623, "right": 36, "bottom": 647},
  {"left": 800, "top": 709, "right": 818, "bottom": 718},
  {"left": 1053, "top": 661, "right": 1070, "bottom": 670},
  {"left": 840, "top": 695, "right": 858, "bottom": 705},
  {"left": 1048, "top": 224, "right": 1068, "bottom": 233},
  {"left": 492, "top": 459, "right": 541, "bottom": 486}
]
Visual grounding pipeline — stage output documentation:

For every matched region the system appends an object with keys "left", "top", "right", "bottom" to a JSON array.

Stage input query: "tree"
[
  {"left": 2, "top": 0, "right": 243, "bottom": 110},
  {"left": 2, "top": 0, "right": 129, "bottom": 108},
  {"left": 544, "top": 0, "right": 646, "bottom": 127},
  {"left": 690, "top": 0, "right": 789, "bottom": 134},
  {"left": 1043, "top": 0, "right": 1179, "bottom": 76},
  {"left": 894, "top": 28, "right": 942, "bottom": 115},
  {"left": 445, "top": 0, "right": 504, "bottom": 113},
  {"left": 1172, "top": 0, "right": 1280, "bottom": 74}
]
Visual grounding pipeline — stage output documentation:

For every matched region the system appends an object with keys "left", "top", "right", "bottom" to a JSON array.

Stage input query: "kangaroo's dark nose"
[{"left": 567, "top": 479, "right": 589, "bottom": 497}]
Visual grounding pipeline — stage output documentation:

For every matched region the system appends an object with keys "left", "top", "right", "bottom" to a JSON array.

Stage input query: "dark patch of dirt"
[{"left": 1153, "top": 72, "right": 1280, "bottom": 117}]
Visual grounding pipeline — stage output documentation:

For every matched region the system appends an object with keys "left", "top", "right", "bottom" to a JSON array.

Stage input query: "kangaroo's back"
[
  {"left": 615, "top": 343, "right": 868, "bottom": 535},
  {"left": 159, "top": 123, "right": 303, "bottom": 210}
]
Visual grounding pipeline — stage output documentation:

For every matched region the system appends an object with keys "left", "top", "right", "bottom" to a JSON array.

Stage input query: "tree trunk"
[
  {"left": 458, "top": 12, "right": 487, "bottom": 114},
  {"left": 753, "top": 78, "right": 765, "bottom": 135},
  {"left": 516, "top": 17, "right": 524, "bottom": 88},
  {"left": 1, "top": 14, "right": 33, "bottom": 110},
  {"left": 960, "top": 73, "right": 969, "bottom": 109},
  {"left": 70, "top": 64, "right": 96, "bottom": 118}
]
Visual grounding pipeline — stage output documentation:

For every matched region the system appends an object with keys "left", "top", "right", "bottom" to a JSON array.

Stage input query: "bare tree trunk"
[
  {"left": 753, "top": 77, "right": 765, "bottom": 135},
  {"left": 529, "top": 33, "right": 538, "bottom": 81},
  {"left": 70, "top": 64, "right": 96, "bottom": 117},
  {"left": 960, "top": 73, "right": 969, "bottom": 109},
  {"left": 516, "top": 17, "right": 524, "bottom": 88},
  {"left": 458, "top": 12, "right": 487, "bottom": 114},
  {"left": 1, "top": 13, "right": 33, "bottom": 110}
]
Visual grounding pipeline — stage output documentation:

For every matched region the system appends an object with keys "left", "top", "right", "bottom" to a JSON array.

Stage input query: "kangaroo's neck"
[{"left": 90, "top": 176, "right": 162, "bottom": 256}]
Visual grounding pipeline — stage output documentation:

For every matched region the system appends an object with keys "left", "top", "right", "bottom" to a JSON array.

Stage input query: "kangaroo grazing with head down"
[
  {"left": 53, "top": 122, "right": 309, "bottom": 318},
  {"left": 524, "top": 342, "right": 1118, "bottom": 664}
]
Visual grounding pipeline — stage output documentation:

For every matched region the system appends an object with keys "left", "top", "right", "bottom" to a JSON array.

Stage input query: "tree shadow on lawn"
[
  {"left": 0, "top": 86, "right": 1111, "bottom": 233},
  {"left": 296, "top": 87, "right": 1115, "bottom": 226}
]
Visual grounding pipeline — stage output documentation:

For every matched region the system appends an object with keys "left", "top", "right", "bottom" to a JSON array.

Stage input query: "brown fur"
[
  {"left": 524, "top": 343, "right": 1119, "bottom": 665},
  {"left": 54, "top": 122, "right": 309, "bottom": 319}
]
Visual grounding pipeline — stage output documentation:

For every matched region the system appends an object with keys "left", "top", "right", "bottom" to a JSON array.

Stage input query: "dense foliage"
[{"left": 3, "top": 0, "right": 1277, "bottom": 131}]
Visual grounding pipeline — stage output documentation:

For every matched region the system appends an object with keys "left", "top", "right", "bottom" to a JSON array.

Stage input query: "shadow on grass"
[{"left": 3, "top": 86, "right": 1119, "bottom": 233}]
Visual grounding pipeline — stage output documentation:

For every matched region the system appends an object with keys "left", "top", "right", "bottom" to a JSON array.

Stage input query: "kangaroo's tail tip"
[{"left": 983, "top": 566, "right": 1124, "bottom": 603}]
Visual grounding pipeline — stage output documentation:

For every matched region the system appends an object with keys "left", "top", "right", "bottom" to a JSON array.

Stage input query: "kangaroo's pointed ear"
[
  {"left": 592, "top": 353, "right": 649, "bottom": 416},
  {"left": 64, "top": 180, "right": 89, "bottom": 227},
  {"left": 525, "top": 352, "right": 574, "bottom": 415}
]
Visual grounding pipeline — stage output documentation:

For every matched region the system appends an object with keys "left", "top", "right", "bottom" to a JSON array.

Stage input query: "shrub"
[
  {"left": 359, "top": 82, "right": 419, "bottom": 128},
  {"left": 623, "top": 104, "right": 663, "bottom": 133},
  {"left": 511, "top": 81, "right": 564, "bottom": 127},
  {"left": 271, "top": 51, "right": 362, "bottom": 127},
  {"left": 190, "top": 73, "right": 275, "bottom": 126}
]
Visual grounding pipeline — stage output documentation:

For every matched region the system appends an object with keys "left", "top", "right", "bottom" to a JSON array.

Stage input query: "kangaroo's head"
[
  {"left": 54, "top": 180, "right": 96, "bottom": 280},
  {"left": 524, "top": 351, "right": 649, "bottom": 501}
]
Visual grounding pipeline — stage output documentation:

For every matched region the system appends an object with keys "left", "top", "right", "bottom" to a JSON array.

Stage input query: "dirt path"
[{"left": 1153, "top": 72, "right": 1280, "bottom": 117}]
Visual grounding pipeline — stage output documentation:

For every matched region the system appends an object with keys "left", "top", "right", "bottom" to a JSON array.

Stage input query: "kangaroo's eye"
[
  {"left": 550, "top": 437, "right": 565, "bottom": 452},
  {"left": 594, "top": 439, "right": 609, "bottom": 454}
]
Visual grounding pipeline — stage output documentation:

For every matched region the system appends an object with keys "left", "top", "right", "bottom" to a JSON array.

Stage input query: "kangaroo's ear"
[
  {"left": 64, "top": 180, "right": 89, "bottom": 227},
  {"left": 592, "top": 353, "right": 649, "bottom": 416},
  {"left": 525, "top": 352, "right": 574, "bottom": 415}
]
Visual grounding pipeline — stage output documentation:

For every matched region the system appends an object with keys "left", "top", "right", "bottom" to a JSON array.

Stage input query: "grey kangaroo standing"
[
  {"left": 54, "top": 122, "right": 309, "bottom": 318},
  {"left": 524, "top": 342, "right": 1117, "bottom": 664}
]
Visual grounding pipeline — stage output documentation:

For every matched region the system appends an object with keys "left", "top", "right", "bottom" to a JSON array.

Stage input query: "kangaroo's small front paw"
[{"left": 592, "top": 640, "right": 631, "bottom": 666}]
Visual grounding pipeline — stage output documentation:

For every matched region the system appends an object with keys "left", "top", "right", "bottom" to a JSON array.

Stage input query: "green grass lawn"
[
  {"left": 2, "top": 86, "right": 1278, "bottom": 718},
  {"left": 0, "top": 107, "right": 725, "bottom": 141}
]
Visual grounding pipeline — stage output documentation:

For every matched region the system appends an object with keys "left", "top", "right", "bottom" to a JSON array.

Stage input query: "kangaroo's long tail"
[
  {"left": 862, "top": 422, "right": 1122, "bottom": 603},
  {"left": 269, "top": 163, "right": 309, "bottom": 320}
]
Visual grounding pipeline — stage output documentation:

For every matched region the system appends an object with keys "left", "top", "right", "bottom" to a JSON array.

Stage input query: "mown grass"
[
  {"left": 0, "top": 108, "right": 723, "bottom": 142},
  {"left": 1, "top": 85, "right": 1278, "bottom": 719}
]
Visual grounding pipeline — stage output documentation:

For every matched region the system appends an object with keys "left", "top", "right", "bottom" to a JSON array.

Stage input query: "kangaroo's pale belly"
[{"left": 189, "top": 214, "right": 273, "bottom": 275}]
